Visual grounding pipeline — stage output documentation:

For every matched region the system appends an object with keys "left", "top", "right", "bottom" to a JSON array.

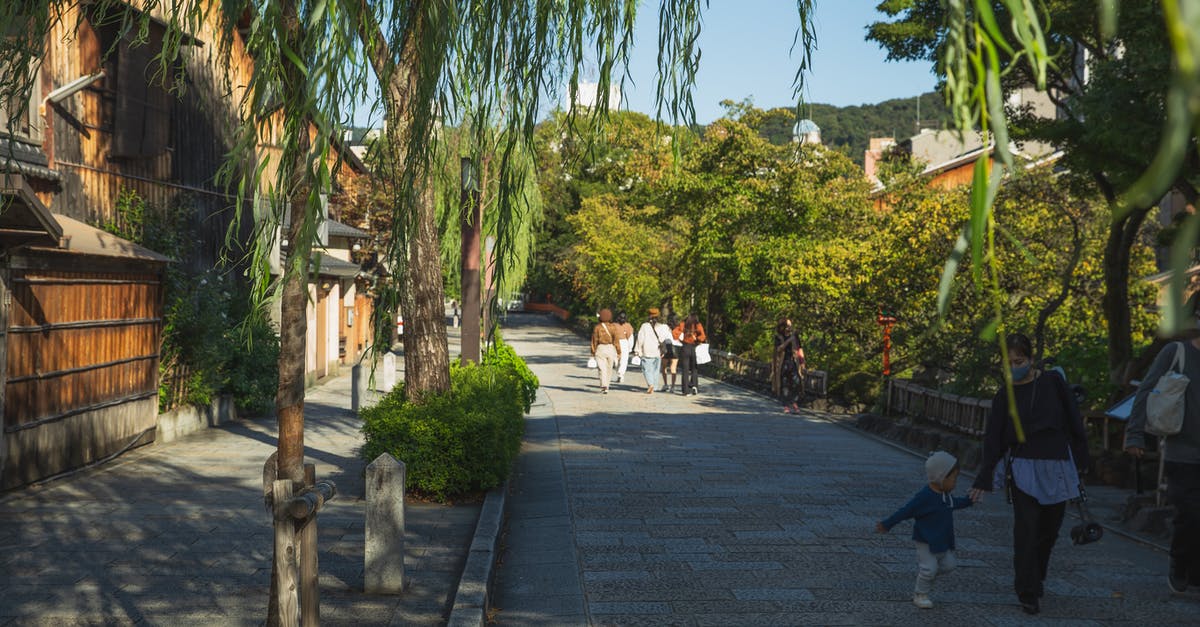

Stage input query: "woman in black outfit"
[
  {"left": 772, "top": 318, "right": 805, "bottom": 413},
  {"left": 672, "top": 313, "right": 706, "bottom": 396},
  {"left": 968, "top": 333, "right": 1090, "bottom": 615}
]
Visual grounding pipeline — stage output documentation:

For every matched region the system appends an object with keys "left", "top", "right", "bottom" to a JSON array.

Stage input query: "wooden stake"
[{"left": 273, "top": 479, "right": 300, "bottom": 627}]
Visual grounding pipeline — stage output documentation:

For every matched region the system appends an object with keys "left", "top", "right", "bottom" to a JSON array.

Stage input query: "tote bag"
[
  {"left": 1147, "top": 342, "right": 1188, "bottom": 436},
  {"left": 695, "top": 343, "right": 712, "bottom": 365}
]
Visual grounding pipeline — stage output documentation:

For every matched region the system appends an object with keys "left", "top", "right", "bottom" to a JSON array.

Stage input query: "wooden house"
[
  {"left": 0, "top": 1, "right": 266, "bottom": 488},
  {"left": 0, "top": 192, "right": 168, "bottom": 489}
]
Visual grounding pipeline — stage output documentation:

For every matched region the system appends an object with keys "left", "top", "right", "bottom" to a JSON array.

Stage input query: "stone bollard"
[
  {"left": 381, "top": 352, "right": 396, "bottom": 393},
  {"left": 351, "top": 364, "right": 365, "bottom": 413},
  {"left": 365, "top": 453, "right": 406, "bottom": 594}
]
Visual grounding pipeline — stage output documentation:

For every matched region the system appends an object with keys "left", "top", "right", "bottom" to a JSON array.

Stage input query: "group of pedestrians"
[
  {"left": 588, "top": 298, "right": 1200, "bottom": 617},
  {"left": 589, "top": 308, "right": 706, "bottom": 395}
]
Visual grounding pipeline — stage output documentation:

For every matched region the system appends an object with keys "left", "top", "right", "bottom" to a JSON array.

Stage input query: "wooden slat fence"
[
  {"left": 885, "top": 378, "right": 991, "bottom": 435},
  {"left": 158, "top": 361, "right": 193, "bottom": 412},
  {"left": 3, "top": 266, "right": 163, "bottom": 488},
  {"left": 707, "top": 348, "right": 828, "bottom": 398}
]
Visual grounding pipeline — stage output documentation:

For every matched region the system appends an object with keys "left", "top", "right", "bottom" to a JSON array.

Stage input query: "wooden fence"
[
  {"left": 706, "top": 348, "right": 828, "bottom": 398},
  {"left": 158, "top": 361, "right": 193, "bottom": 412},
  {"left": 885, "top": 378, "right": 992, "bottom": 436}
]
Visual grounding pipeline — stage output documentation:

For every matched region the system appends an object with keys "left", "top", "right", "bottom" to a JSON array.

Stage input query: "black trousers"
[
  {"left": 679, "top": 343, "right": 698, "bottom": 392},
  {"left": 1165, "top": 461, "right": 1200, "bottom": 583},
  {"left": 780, "top": 367, "right": 803, "bottom": 407},
  {"left": 1011, "top": 485, "right": 1066, "bottom": 598}
]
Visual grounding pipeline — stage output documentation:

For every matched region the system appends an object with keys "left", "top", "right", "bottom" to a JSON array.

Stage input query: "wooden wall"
[
  {"left": 41, "top": 2, "right": 265, "bottom": 273},
  {"left": 2, "top": 257, "right": 162, "bottom": 489}
]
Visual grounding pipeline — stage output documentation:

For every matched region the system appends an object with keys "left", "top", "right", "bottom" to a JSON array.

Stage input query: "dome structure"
[{"left": 793, "top": 119, "right": 821, "bottom": 145}]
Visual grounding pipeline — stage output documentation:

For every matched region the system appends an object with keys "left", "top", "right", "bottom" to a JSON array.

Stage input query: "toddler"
[{"left": 876, "top": 451, "right": 975, "bottom": 609}]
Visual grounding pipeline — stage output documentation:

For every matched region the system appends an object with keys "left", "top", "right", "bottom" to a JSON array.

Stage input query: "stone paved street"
[
  {"left": 0, "top": 356, "right": 477, "bottom": 626},
  {"left": 494, "top": 316, "right": 1200, "bottom": 626}
]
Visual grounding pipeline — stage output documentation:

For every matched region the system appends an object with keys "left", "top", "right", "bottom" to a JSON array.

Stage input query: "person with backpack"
[
  {"left": 672, "top": 313, "right": 707, "bottom": 396},
  {"left": 660, "top": 313, "right": 681, "bottom": 393},
  {"left": 590, "top": 308, "right": 622, "bottom": 394},
  {"left": 968, "top": 333, "right": 1090, "bottom": 615},
  {"left": 1127, "top": 301, "right": 1200, "bottom": 594},
  {"left": 614, "top": 311, "right": 636, "bottom": 384},
  {"left": 633, "top": 307, "right": 672, "bottom": 394}
]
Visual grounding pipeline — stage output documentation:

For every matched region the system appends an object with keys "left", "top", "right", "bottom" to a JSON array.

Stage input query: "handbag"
[
  {"left": 695, "top": 342, "right": 712, "bottom": 365},
  {"left": 1069, "top": 485, "right": 1103, "bottom": 545},
  {"left": 630, "top": 355, "right": 641, "bottom": 366},
  {"left": 1147, "top": 342, "right": 1188, "bottom": 436},
  {"left": 655, "top": 325, "right": 675, "bottom": 358},
  {"left": 587, "top": 356, "right": 597, "bottom": 369}
]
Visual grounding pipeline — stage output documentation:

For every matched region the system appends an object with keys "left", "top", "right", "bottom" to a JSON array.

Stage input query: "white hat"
[{"left": 925, "top": 451, "right": 958, "bottom": 483}]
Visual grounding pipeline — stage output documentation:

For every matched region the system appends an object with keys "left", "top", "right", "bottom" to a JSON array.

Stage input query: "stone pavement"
[
  {"left": 493, "top": 314, "right": 1200, "bottom": 626},
  {"left": 0, "top": 351, "right": 479, "bottom": 626}
]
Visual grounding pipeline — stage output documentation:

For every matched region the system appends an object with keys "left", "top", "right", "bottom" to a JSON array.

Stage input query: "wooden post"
[
  {"left": 300, "top": 464, "right": 320, "bottom": 627},
  {"left": 273, "top": 479, "right": 300, "bottom": 627}
]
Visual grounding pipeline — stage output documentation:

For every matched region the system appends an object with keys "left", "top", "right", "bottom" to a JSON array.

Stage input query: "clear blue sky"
[
  {"left": 619, "top": 0, "right": 938, "bottom": 123},
  {"left": 351, "top": 2, "right": 937, "bottom": 128}
]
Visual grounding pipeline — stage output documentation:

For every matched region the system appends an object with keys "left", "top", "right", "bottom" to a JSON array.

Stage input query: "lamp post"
[
  {"left": 460, "top": 157, "right": 482, "bottom": 363},
  {"left": 876, "top": 307, "right": 897, "bottom": 376}
]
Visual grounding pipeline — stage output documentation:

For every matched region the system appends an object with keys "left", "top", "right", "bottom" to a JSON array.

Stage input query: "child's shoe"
[{"left": 912, "top": 593, "right": 933, "bottom": 609}]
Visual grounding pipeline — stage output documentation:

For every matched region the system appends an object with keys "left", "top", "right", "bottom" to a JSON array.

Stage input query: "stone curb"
[{"left": 445, "top": 481, "right": 509, "bottom": 627}]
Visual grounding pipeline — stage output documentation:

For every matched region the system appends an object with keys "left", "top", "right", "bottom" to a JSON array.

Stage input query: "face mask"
[{"left": 1011, "top": 364, "right": 1031, "bottom": 381}]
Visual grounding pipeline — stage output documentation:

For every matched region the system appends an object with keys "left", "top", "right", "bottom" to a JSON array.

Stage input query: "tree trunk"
[
  {"left": 269, "top": 1, "right": 311, "bottom": 623},
  {"left": 352, "top": 0, "right": 452, "bottom": 399},
  {"left": 1103, "top": 205, "right": 1152, "bottom": 387},
  {"left": 402, "top": 181, "right": 452, "bottom": 398}
]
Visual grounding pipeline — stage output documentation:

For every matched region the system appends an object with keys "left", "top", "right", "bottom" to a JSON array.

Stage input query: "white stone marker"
[
  {"left": 365, "top": 453, "right": 406, "bottom": 594},
  {"left": 381, "top": 352, "right": 396, "bottom": 393}
]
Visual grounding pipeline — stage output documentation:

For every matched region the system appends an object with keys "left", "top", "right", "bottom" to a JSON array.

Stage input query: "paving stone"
[
  {"left": 589, "top": 601, "right": 672, "bottom": 615},
  {"left": 494, "top": 318, "right": 1200, "bottom": 625}
]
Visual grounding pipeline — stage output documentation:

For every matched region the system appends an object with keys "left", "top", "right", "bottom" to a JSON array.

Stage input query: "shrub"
[
  {"left": 361, "top": 361, "right": 527, "bottom": 500},
  {"left": 839, "top": 370, "right": 883, "bottom": 408},
  {"left": 224, "top": 311, "right": 281, "bottom": 416},
  {"left": 484, "top": 334, "right": 540, "bottom": 412}
]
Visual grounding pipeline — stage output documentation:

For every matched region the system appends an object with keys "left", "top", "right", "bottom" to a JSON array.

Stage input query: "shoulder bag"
[
  {"left": 656, "top": 325, "right": 675, "bottom": 359},
  {"left": 1147, "top": 342, "right": 1188, "bottom": 437}
]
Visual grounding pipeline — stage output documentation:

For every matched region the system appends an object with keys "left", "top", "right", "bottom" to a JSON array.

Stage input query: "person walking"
[
  {"left": 1127, "top": 299, "right": 1200, "bottom": 594},
  {"left": 660, "top": 313, "right": 681, "bottom": 393},
  {"left": 771, "top": 318, "right": 805, "bottom": 413},
  {"left": 673, "top": 312, "right": 707, "bottom": 396},
  {"left": 615, "top": 311, "right": 635, "bottom": 384},
  {"left": 590, "top": 309, "right": 622, "bottom": 394},
  {"left": 968, "top": 333, "right": 1090, "bottom": 615},
  {"left": 877, "top": 451, "right": 976, "bottom": 609},
  {"left": 633, "top": 308, "right": 671, "bottom": 394}
]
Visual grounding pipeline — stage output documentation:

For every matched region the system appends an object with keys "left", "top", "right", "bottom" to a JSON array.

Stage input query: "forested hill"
[{"left": 754, "top": 92, "right": 950, "bottom": 165}]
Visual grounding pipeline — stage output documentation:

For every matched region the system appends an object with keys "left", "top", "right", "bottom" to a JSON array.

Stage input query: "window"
[
  {"left": 0, "top": 57, "right": 43, "bottom": 144},
  {"left": 89, "top": 7, "right": 173, "bottom": 159}
]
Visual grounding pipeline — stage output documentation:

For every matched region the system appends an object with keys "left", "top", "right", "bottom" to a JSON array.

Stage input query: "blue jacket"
[{"left": 881, "top": 485, "right": 973, "bottom": 553}]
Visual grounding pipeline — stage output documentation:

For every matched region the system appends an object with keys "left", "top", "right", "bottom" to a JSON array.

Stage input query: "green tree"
[{"left": 869, "top": 0, "right": 1200, "bottom": 388}]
